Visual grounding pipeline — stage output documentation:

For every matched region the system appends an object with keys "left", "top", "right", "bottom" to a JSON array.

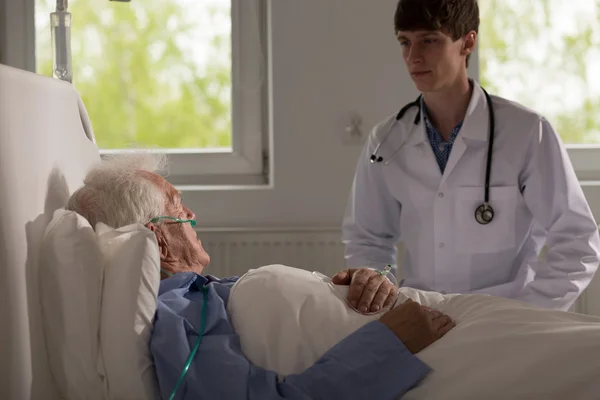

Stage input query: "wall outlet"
[{"left": 342, "top": 112, "right": 365, "bottom": 145}]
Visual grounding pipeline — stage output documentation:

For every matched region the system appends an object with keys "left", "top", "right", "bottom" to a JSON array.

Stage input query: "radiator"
[
  {"left": 198, "top": 228, "right": 346, "bottom": 278},
  {"left": 197, "top": 228, "right": 592, "bottom": 315}
]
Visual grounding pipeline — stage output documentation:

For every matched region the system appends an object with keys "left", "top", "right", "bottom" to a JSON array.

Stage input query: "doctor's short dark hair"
[{"left": 393, "top": 0, "right": 480, "bottom": 66}]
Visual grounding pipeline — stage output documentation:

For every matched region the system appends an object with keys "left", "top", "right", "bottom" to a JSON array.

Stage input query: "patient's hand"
[
  {"left": 332, "top": 267, "right": 397, "bottom": 314},
  {"left": 379, "top": 299, "right": 455, "bottom": 354}
]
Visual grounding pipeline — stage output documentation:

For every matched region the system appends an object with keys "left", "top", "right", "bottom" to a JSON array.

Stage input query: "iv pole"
[
  {"left": 50, "top": 0, "right": 131, "bottom": 83},
  {"left": 50, "top": 0, "right": 72, "bottom": 82}
]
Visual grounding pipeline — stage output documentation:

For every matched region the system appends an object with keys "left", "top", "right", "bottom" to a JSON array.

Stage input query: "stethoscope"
[{"left": 370, "top": 88, "right": 496, "bottom": 225}]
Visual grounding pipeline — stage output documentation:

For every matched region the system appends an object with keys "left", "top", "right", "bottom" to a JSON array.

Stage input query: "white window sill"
[
  {"left": 174, "top": 178, "right": 272, "bottom": 192},
  {"left": 567, "top": 146, "right": 600, "bottom": 181}
]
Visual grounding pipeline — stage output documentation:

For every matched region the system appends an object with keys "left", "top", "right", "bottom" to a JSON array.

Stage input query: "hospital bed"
[
  {"left": 1, "top": 60, "right": 172, "bottom": 400},
  {"left": 2, "top": 63, "right": 600, "bottom": 400},
  {"left": 0, "top": 63, "right": 193, "bottom": 400},
  {"left": 0, "top": 64, "right": 102, "bottom": 399}
]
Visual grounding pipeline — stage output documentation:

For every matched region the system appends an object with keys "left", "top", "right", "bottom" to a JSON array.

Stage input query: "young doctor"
[{"left": 333, "top": 0, "right": 600, "bottom": 313}]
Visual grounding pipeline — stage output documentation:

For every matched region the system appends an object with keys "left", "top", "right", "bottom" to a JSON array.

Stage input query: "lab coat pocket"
[{"left": 455, "top": 186, "right": 519, "bottom": 254}]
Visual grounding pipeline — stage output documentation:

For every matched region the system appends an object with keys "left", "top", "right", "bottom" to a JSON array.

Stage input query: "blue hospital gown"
[{"left": 150, "top": 272, "right": 431, "bottom": 400}]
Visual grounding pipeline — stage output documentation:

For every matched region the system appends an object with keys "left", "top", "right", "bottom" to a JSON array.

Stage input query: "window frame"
[
  {"left": 474, "top": 1, "right": 600, "bottom": 183},
  {"left": 567, "top": 145, "right": 600, "bottom": 182},
  {"left": 3, "top": 0, "right": 271, "bottom": 187},
  {"left": 3, "top": 0, "right": 600, "bottom": 185}
]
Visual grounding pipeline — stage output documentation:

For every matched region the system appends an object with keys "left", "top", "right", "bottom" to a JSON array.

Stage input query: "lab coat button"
[
  {"left": 438, "top": 243, "right": 445, "bottom": 249},
  {"left": 438, "top": 192, "right": 444, "bottom": 198}
]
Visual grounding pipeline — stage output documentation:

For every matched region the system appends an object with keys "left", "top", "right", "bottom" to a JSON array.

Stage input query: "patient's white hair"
[{"left": 68, "top": 152, "right": 169, "bottom": 229}]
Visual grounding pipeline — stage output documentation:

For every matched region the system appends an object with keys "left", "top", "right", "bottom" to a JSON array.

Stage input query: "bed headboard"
[{"left": 0, "top": 64, "right": 101, "bottom": 400}]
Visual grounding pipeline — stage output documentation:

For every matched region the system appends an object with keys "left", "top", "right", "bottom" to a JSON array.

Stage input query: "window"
[
  {"left": 33, "top": 0, "right": 268, "bottom": 186},
  {"left": 479, "top": 0, "right": 600, "bottom": 180}
]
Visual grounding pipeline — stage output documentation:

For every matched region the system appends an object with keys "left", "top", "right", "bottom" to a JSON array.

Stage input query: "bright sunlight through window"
[
  {"left": 479, "top": 0, "right": 600, "bottom": 144},
  {"left": 35, "top": 0, "right": 232, "bottom": 151}
]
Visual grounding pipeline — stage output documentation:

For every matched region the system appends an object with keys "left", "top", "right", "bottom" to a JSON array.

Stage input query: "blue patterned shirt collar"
[{"left": 420, "top": 97, "right": 464, "bottom": 173}]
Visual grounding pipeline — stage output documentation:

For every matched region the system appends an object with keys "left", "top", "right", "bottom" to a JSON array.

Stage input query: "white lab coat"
[{"left": 342, "top": 81, "right": 600, "bottom": 311}]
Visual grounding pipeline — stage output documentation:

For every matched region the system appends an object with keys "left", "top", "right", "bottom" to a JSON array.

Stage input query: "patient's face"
[{"left": 143, "top": 172, "right": 210, "bottom": 276}]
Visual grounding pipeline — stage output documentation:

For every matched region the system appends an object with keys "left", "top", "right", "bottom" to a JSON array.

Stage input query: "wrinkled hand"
[
  {"left": 379, "top": 298, "right": 455, "bottom": 353},
  {"left": 332, "top": 267, "right": 397, "bottom": 314}
]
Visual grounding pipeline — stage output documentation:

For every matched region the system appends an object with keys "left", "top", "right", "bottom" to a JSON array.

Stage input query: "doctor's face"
[{"left": 397, "top": 30, "right": 475, "bottom": 93}]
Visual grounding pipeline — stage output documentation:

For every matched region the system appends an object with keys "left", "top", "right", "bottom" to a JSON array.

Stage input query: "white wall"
[
  {"left": 184, "top": 0, "right": 480, "bottom": 228},
  {"left": 2, "top": 0, "right": 598, "bottom": 229},
  {"left": 183, "top": 0, "right": 600, "bottom": 231}
]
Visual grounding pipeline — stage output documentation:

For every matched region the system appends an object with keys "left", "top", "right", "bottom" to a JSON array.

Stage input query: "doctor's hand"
[
  {"left": 379, "top": 299, "right": 455, "bottom": 354},
  {"left": 332, "top": 267, "right": 397, "bottom": 314}
]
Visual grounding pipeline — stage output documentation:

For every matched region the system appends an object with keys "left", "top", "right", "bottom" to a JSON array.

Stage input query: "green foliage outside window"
[
  {"left": 35, "top": 0, "right": 232, "bottom": 149},
  {"left": 35, "top": 0, "right": 600, "bottom": 148},
  {"left": 479, "top": 0, "right": 600, "bottom": 144}
]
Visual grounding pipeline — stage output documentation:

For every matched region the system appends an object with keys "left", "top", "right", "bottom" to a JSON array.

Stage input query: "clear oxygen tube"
[{"left": 51, "top": 0, "right": 72, "bottom": 82}]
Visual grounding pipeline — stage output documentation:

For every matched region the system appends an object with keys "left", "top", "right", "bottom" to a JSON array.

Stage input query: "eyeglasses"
[
  {"left": 148, "top": 215, "right": 197, "bottom": 279},
  {"left": 148, "top": 216, "right": 197, "bottom": 226}
]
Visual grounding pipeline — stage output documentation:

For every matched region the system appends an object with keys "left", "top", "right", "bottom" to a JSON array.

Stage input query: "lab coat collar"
[
  {"left": 460, "top": 80, "right": 490, "bottom": 144},
  {"left": 405, "top": 79, "right": 490, "bottom": 147}
]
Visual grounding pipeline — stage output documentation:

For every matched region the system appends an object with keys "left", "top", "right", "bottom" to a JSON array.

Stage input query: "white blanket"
[{"left": 227, "top": 264, "right": 600, "bottom": 399}]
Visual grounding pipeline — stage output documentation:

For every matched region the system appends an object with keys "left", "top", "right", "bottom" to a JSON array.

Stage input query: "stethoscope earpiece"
[
  {"left": 475, "top": 203, "right": 494, "bottom": 225},
  {"left": 369, "top": 96, "right": 422, "bottom": 165},
  {"left": 370, "top": 154, "right": 383, "bottom": 163}
]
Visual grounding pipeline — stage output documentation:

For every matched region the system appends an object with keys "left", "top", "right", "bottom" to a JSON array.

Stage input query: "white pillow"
[
  {"left": 39, "top": 209, "right": 106, "bottom": 400},
  {"left": 228, "top": 264, "right": 600, "bottom": 399},
  {"left": 96, "top": 222, "right": 161, "bottom": 400},
  {"left": 228, "top": 265, "right": 382, "bottom": 376}
]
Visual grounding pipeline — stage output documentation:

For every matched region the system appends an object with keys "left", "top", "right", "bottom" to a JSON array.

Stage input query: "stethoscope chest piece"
[{"left": 475, "top": 203, "right": 494, "bottom": 225}]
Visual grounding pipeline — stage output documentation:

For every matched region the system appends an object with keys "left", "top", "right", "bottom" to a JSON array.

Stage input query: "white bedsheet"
[{"left": 228, "top": 265, "right": 600, "bottom": 399}]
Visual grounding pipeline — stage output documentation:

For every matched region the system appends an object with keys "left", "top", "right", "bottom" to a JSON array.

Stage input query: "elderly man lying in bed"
[
  {"left": 69, "top": 154, "right": 600, "bottom": 399},
  {"left": 67, "top": 154, "right": 454, "bottom": 400}
]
